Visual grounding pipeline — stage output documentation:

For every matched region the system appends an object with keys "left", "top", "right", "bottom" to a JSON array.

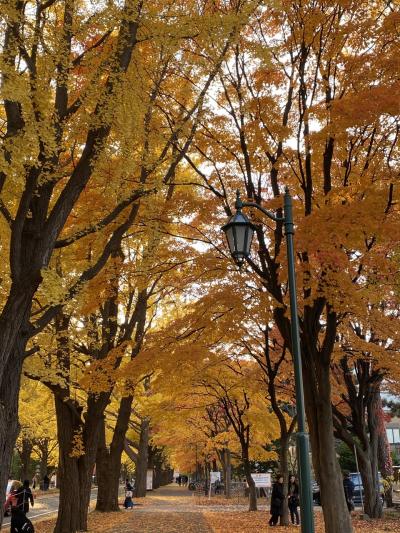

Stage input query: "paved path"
[
  {"left": 3, "top": 488, "right": 99, "bottom": 526},
  {"left": 135, "top": 484, "right": 269, "bottom": 513},
  {"left": 112, "top": 485, "right": 214, "bottom": 532},
  {"left": 135, "top": 484, "right": 198, "bottom": 512}
]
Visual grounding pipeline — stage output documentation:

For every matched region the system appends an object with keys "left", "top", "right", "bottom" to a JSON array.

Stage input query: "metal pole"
[
  {"left": 353, "top": 444, "right": 364, "bottom": 513},
  {"left": 283, "top": 188, "right": 315, "bottom": 533}
]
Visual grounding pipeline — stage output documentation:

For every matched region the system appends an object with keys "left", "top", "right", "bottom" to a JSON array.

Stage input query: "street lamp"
[
  {"left": 222, "top": 187, "right": 315, "bottom": 533},
  {"left": 221, "top": 204, "right": 256, "bottom": 267}
]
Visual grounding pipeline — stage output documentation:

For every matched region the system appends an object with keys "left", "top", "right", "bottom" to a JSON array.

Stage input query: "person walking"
[
  {"left": 21, "top": 480, "right": 34, "bottom": 514},
  {"left": 343, "top": 472, "right": 355, "bottom": 512},
  {"left": 288, "top": 475, "right": 300, "bottom": 526},
  {"left": 123, "top": 480, "right": 134, "bottom": 509},
  {"left": 269, "top": 475, "right": 284, "bottom": 526},
  {"left": 4, "top": 481, "right": 35, "bottom": 532}
]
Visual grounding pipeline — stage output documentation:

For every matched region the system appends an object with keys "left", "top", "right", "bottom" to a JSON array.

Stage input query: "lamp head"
[{"left": 222, "top": 192, "right": 255, "bottom": 266}]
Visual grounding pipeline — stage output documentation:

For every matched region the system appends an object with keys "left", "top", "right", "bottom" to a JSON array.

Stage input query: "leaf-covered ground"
[
  {"left": 34, "top": 510, "right": 400, "bottom": 533},
  {"left": 33, "top": 485, "right": 400, "bottom": 532}
]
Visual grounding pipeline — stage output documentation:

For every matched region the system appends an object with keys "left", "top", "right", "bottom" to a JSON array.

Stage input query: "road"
[{"left": 3, "top": 488, "right": 99, "bottom": 526}]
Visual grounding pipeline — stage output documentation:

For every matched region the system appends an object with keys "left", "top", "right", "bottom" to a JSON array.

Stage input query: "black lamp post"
[{"left": 222, "top": 187, "right": 315, "bottom": 533}]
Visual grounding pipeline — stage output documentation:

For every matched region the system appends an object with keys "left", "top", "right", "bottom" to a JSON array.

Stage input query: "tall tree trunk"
[
  {"left": 303, "top": 354, "right": 353, "bottom": 533},
  {"left": 134, "top": 418, "right": 150, "bottom": 497},
  {"left": 19, "top": 438, "right": 33, "bottom": 482},
  {"left": 364, "top": 386, "right": 383, "bottom": 518},
  {"left": 54, "top": 394, "right": 106, "bottom": 532},
  {"left": 279, "top": 436, "right": 290, "bottom": 526},
  {"left": 54, "top": 396, "right": 82, "bottom": 533},
  {"left": 243, "top": 454, "right": 257, "bottom": 511},
  {"left": 39, "top": 438, "right": 50, "bottom": 479},
  {"left": 95, "top": 422, "right": 120, "bottom": 512},
  {"left": 376, "top": 394, "right": 393, "bottom": 507},
  {"left": 0, "top": 352, "right": 24, "bottom": 524},
  {"left": 357, "top": 448, "right": 382, "bottom": 518},
  {"left": 96, "top": 394, "right": 134, "bottom": 510},
  {"left": 222, "top": 448, "right": 231, "bottom": 498},
  {"left": 274, "top": 303, "right": 352, "bottom": 533}
]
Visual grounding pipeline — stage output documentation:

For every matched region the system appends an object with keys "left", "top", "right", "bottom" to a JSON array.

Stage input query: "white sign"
[
  {"left": 210, "top": 471, "right": 221, "bottom": 483},
  {"left": 146, "top": 469, "right": 153, "bottom": 490},
  {"left": 251, "top": 472, "right": 271, "bottom": 488}
]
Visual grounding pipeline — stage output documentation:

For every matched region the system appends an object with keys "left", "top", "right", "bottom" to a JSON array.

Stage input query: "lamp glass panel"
[
  {"left": 225, "top": 225, "right": 236, "bottom": 254},
  {"left": 244, "top": 226, "right": 255, "bottom": 255},
  {"left": 233, "top": 224, "right": 248, "bottom": 255}
]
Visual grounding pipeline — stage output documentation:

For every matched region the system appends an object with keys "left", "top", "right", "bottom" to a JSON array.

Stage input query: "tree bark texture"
[
  {"left": 19, "top": 438, "right": 33, "bottom": 482},
  {"left": 333, "top": 358, "right": 384, "bottom": 518},
  {"left": 222, "top": 448, "right": 232, "bottom": 498},
  {"left": 243, "top": 453, "right": 257, "bottom": 511},
  {"left": 96, "top": 394, "right": 135, "bottom": 511},
  {"left": 53, "top": 395, "right": 83, "bottom": 533},
  {"left": 0, "top": 353, "right": 24, "bottom": 525},
  {"left": 95, "top": 423, "right": 121, "bottom": 512},
  {"left": 301, "top": 344, "right": 353, "bottom": 533},
  {"left": 376, "top": 394, "right": 393, "bottom": 507},
  {"left": 134, "top": 418, "right": 150, "bottom": 497},
  {"left": 279, "top": 436, "right": 290, "bottom": 526}
]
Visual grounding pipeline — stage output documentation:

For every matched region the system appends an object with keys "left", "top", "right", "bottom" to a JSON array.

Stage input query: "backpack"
[{"left": 16, "top": 489, "right": 26, "bottom": 509}]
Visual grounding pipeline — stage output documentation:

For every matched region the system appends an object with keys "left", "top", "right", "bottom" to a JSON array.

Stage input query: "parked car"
[
  {"left": 312, "top": 473, "right": 384, "bottom": 507},
  {"left": 349, "top": 472, "right": 384, "bottom": 506}
]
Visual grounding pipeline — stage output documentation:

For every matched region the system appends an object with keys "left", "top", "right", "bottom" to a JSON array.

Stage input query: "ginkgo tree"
[{"left": 0, "top": 1, "right": 251, "bottom": 523}]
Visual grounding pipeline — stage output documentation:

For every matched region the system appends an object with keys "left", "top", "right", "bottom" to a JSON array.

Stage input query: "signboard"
[
  {"left": 146, "top": 469, "right": 153, "bottom": 490},
  {"left": 251, "top": 472, "right": 271, "bottom": 488},
  {"left": 210, "top": 471, "right": 221, "bottom": 483}
]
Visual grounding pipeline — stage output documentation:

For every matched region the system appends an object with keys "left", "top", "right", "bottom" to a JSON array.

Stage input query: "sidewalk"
[{"left": 33, "top": 484, "right": 400, "bottom": 533}]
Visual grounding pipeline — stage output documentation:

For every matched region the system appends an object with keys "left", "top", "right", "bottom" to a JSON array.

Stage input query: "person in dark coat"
[
  {"left": 288, "top": 475, "right": 300, "bottom": 525},
  {"left": 343, "top": 472, "right": 355, "bottom": 512},
  {"left": 21, "top": 480, "right": 34, "bottom": 514},
  {"left": 4, "top": 481, "right": 34, "bottom": 532},
  {"left": 123, "top": 479, "right": 134, "bottom": 509},
  {"left": 269, "top": 475, "right": 284, "bottom": 526},
  {"left": 9, "top": 508, "right": 34, "bottom": 533}
]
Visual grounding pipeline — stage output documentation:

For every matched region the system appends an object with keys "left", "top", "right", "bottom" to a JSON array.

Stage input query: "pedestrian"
[
  {"left": 343, "top": 472, "right": 355, "bottom": 512},
  {"left": 4, "top": 481, "right": 22, "bottom": 513},
  {"left": 21, "top": 480, "right": 35, "bottom": 514},
  {"left": 269, "top": 475, "right": 284, "bottom": 526},
  {"left": 288, "top": 475, "right": 300, "bottom": 526},
  {"left": 4, "top": 480, "right": 35, "bottom": 532},
  {"left": 43, "top": 474, "right": 50, "bottom": 491},
  {"left": 31, "top": 475, "right": 37, "bottom": 490},
  {"left": 8, "top": 509, "right": 34, "bottom": 533},
  {"left": 123, "top": 479, "right": 134, "bottom": 510}
]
